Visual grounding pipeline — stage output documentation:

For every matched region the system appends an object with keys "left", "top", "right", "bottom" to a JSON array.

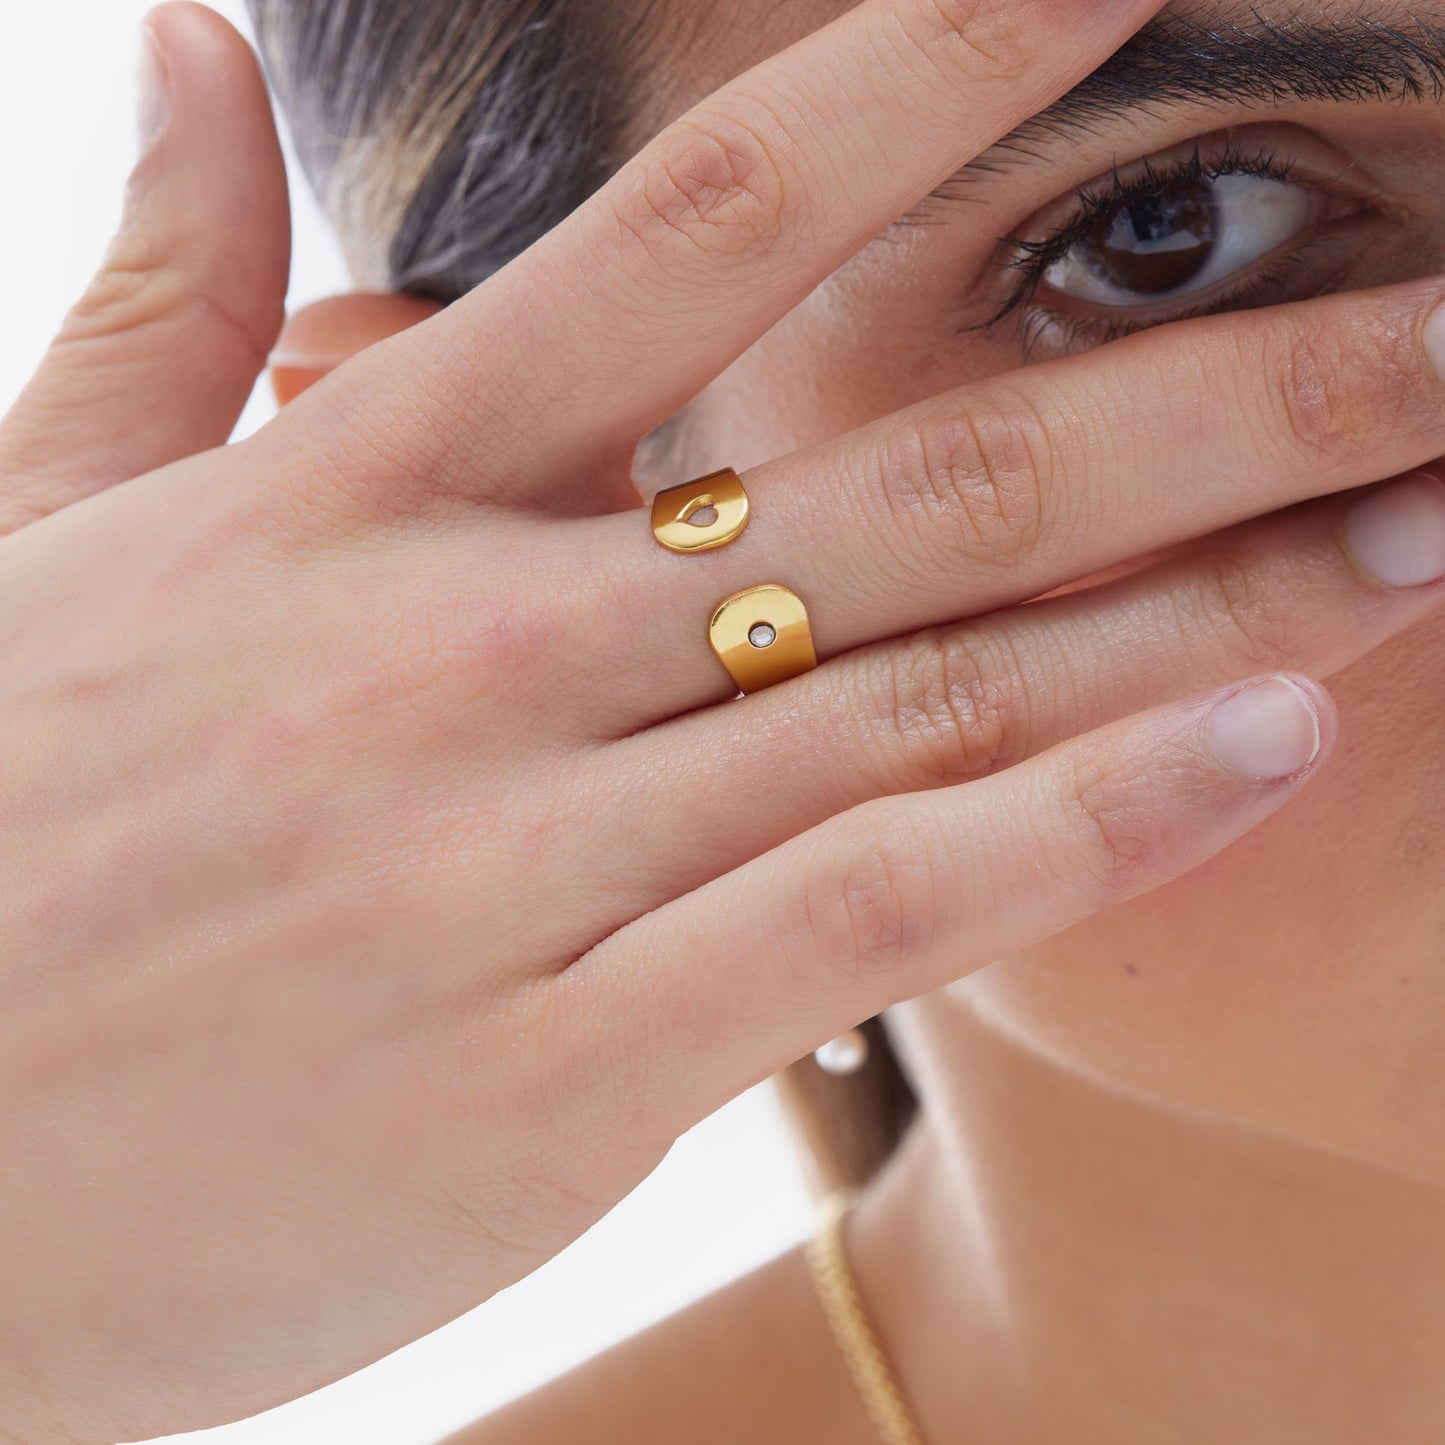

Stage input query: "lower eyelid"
[{"left": 1009, "top": 233, "right": 1366, "bottom": 362}]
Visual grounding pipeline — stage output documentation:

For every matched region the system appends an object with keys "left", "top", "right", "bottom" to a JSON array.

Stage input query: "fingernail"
[
  {"left": 1206, "top": 677, "right": 1322, "bottom": 782},
  {"left": 136, "top": 23, "right": 171, "bottom": 160},
  {"left": 1341, "top": 473, "right": 1445, "bottom": 588}
]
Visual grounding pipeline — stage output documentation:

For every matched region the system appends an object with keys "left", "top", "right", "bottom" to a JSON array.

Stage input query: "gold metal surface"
[
  {"left": 652, "top": 468, "right": 751, "bottom": 553},
  {"left": 807, "top": 1190, "right": 926, "bottom": 1445},
  {"left": 709, "top": 584, "right": 817, "bottom": 695}
]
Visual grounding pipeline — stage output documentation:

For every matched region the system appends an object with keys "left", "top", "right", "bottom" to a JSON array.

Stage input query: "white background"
[{"left": 0, "top": 5, "right": 815, "bottom": 1441}]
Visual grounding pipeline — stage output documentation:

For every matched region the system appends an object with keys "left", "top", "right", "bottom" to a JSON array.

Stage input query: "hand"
[{"left": 4, "top": 1, "right": 1445, "bottom": 1440}]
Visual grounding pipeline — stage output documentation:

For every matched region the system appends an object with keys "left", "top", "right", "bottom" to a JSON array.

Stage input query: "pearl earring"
[{"left": 814, "top": 1027, "right": 870, "bottom": 1077}]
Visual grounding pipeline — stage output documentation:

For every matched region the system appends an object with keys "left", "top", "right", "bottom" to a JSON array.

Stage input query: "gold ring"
[
  {"left": 652, "top": 467, "right": 817, "bottom": 695},
  {"left": 652, "top": 467, "right": 751, "bottom": 553},
  {"left": 710, "top": 584, "right": 818, "bottom": 695}
]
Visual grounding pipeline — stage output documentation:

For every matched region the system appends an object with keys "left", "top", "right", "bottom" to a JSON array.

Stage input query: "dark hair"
[{"left": 245, "top": 0, "right": 921, "bottom": 1196}]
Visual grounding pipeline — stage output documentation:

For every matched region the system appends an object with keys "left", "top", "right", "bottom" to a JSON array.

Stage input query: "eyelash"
[{"left": 982, "top": 142, "right": 1327, "bottom": 352}]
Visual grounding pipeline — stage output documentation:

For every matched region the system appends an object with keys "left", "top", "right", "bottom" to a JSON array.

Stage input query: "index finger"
[{"left": 327, "top": 0, "right": 1168, "bottom": 510}]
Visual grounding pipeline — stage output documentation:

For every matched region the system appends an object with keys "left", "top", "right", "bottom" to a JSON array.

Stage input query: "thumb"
[{"left": 0, "top": 2, "right": 291, "bottom": 535}]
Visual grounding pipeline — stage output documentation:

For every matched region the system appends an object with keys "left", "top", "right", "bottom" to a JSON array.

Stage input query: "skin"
[
  {"left": 1, "top": 2, "right": 1443, "bottom": 1443},
  {"left": 425, "top": 3, "right": 1445, "bottom": 1442}
]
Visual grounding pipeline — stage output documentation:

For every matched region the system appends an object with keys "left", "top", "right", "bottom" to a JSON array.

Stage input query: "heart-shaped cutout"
[{"left": 678, "top": 495, "right": 719, "bottom": 528}]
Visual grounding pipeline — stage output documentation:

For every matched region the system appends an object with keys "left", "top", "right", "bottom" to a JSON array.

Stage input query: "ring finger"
[
  {"left": 568, "top": 275, "right": 1445, "bottom": 729},
  {"left": 573, "top": 469, "right": 1445, "bottom": 933}
]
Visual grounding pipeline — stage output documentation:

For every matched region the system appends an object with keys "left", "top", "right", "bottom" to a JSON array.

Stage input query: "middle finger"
[
  {"left": 568, "top": 275, "right": 1445, "bottom": 730},
  {"left": 326, "top": 0, "right": 1168, "bottom": 511},
  {"left": 560, "top": 469, "right": 1445, "bottom": 959}
]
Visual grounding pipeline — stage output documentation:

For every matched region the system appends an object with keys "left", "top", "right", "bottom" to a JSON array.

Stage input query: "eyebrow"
[{"left": 909, "top": 7, "right": 1445, "bottom": 209}]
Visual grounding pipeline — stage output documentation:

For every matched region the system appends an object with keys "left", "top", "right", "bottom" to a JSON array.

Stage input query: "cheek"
[
  {"left": 679, "top": 259, "right": 1024, "bottom": 473},
  {"left": 681, "top": 309, "right": 898, "bottom": 471},
  {"left": 948, "top": 608, "right": 1445, "bottom": 1186}
]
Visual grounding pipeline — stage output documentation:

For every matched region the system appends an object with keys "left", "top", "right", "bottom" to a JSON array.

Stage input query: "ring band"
[
  {"left": 652, "top": 468, "right": 751, "bottom": 553},
  {"left": 710, "top": 584, "right": 818, "bottom": 695}
]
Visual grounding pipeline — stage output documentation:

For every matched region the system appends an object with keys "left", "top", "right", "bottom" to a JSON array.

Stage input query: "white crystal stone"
[{"left": 749, "top": 623, "right": 778, "bottom": 649}]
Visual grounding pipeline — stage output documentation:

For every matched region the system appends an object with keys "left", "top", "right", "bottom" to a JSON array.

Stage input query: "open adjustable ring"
[{"left": 652, "top": 468, "right": 819, "bottom": 696}]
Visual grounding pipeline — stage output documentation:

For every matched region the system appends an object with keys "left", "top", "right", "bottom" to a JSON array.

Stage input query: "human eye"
[{"left": 990, "top": 130, "right": 1376, "bottom": 359}]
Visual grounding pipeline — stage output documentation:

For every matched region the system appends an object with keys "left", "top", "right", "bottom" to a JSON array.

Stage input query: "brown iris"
[{"left": 1082, "top": 177, "right": 1220, "bottom": 295}]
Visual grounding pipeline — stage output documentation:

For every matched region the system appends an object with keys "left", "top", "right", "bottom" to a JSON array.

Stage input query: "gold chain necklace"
[{"left": 805, "top": 1188, "right": 927, "bottom": 1445}]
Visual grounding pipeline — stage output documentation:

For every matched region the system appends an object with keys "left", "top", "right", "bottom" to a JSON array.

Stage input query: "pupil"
[{"left": 1087, "top": 176, "right": 1219, "bottom": 295}]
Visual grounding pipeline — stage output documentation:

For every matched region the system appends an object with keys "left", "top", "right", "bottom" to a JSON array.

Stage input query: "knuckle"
[
  {"left": 618, "top": 111, "right": 795, "bottom": 271},
  {"left": 1266, "top": 320, "right": 1371, "bottom": 468},
  {"left": 61, "top": 237, "right": 269, "bottom": 367},
  {"left": 884, "top": 390, "right": 1053, "bottom": 566},
  {"left": 1198, "top": 550, "right": 1294, "bottom": 672},
  {"left": 801, "top": 819, "right": 936, "bottom": 985},
  {"left": 870, "top": 628, "right": 1023, "bottom": 789},
  {"left": 1260, "top": 307, "right": 1421, "bottom": 472},
  {"left": 907, "top": 0, "right": 1034, "bottom": 82},
  {"left": 63, "top": 255, "right": 176, "bottom": 345},
  {"left": 1061, "top": 757, "right": 1156, "bottom": 893}
]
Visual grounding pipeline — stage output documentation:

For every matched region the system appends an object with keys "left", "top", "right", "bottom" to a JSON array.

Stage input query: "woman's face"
[{"left": 638, "top": 0, "right": 1445, "bottom": 1184}]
